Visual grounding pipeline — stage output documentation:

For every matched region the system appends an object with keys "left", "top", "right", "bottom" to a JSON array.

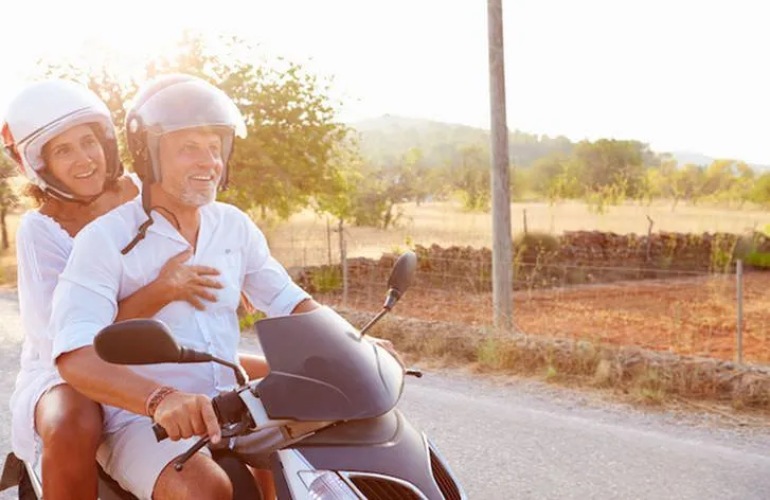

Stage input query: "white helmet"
[
  {"left": 125, "top": 73, "right": 247, "bottom": 189},
  {"left": 1, "top": 79, "right": 122, "bottom": 201}
]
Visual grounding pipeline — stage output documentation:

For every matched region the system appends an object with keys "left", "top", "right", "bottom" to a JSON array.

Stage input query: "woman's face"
[{"left": 43, "top": 124, "right": 107, "bottom": 198}]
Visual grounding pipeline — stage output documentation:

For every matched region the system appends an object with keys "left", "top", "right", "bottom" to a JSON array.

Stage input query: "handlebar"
[
  {"left": 153, "top": 422, "right": 168, "bottom": 441},
  {"left": 153, "top": 389, "right": 248, "bottom": 442},
  {"left": 152, "top": 369, "right": 424, "bottom": 441}
]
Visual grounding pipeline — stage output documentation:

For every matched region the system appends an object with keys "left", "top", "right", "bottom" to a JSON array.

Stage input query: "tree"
[
  {"left": 530, "top": 153, "right": 567, "bottom": 197},
  {"left": 450, "top": 144, "right": 491, "bottom": 211},
  {"left": 644, "top": 159, "right": 682, "bottom": 209},
  {"left": 140, "top": 33, "right": 351, "bottom": 220},
  {"left": 315, "top": 133, "right": 411, "bottom": 230},
  {"left": 700, "top": 159, "right": 736, "bottom": 199},
  {"left": 677, "top": 164, "right": 706, "bottom": 204},
  {"left": 510, "top": 164, "right": 528, "bottom": 201},
  {"left": 0, "top": 154, "right": 19, "bottom": 250},
  {"left": 313, "top": 138, "right": 364, "bottom": 227},
  {"left": 729, "top": 162, "right": 755, "bottom": 208},
  {"left": 573, "top": 139, "right": 646, "bottom": 198}
]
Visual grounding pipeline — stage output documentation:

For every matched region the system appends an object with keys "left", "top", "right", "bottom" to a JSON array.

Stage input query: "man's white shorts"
[
  {"left": 95, "top": 415, "right": 291, "bottom": 499},
  {"left": 96, "top": 416, "right": 211, "bottom": 500}
]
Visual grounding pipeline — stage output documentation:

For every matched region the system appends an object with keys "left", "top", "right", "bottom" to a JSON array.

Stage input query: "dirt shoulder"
[{"left": 335, "top": 308, "right": 770, "bottom": 421}]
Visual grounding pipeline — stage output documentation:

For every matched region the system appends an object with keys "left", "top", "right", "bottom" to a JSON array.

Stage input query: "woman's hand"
[{"left": 157, "top": 249, "right": 223, "bottom": 310}]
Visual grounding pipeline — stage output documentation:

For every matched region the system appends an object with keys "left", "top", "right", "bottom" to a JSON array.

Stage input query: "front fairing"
[
  {"left": 275, "top": 410, "right": 467, "bottom": 500},
  {"left": 255, "top": 307, "right": 404, "bottom": 421}
]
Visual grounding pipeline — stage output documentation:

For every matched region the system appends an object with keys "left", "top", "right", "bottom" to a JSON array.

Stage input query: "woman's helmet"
[
  {"left": 124, "top": 73, "right": 247, "bottom": 189},
  {"left": 1, "top": 79, "right": 122, "bottom": 201}
]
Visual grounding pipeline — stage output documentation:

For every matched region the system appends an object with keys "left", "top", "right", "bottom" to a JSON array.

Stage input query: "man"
[{"left": 51, "top": 74, "right": 319, "bottom": 499}]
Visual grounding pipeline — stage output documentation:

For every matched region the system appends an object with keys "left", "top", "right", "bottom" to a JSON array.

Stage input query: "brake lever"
[
  {"left": 172, "top": 416, "right": 252, "bottom": 472},
  {"left": 173, "top": 436, "right": 210, "bottom": 471},
  {"left": 406, "top": 368, "right": 423, "bottom": 378},
  {"left": 221, "top": 418, "right": 251, "bottom": 439}
]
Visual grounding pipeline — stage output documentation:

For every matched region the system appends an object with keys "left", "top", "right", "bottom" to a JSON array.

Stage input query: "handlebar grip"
[
  {"left": 212, "top": 390, "right": 247, "bottom": 425},
  {"left": 151, "top": 390, "right": 245, "bottom": 443},
  {"left": 153, "top": 423, "right": 168, "bottom": 442}
]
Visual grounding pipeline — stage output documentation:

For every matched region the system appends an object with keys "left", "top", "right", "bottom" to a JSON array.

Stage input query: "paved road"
[{"left": 1, "top": 289, "right": 769, "bottom": 499}]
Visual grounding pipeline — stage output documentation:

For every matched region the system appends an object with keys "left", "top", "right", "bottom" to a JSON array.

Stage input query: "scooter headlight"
[{"left": 298, "top": 470, "right": 360, "bottom": 500}]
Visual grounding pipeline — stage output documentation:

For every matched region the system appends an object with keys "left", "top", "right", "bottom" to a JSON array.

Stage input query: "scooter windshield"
[{"left": 254, "top": 307, "right": 405, "bottom": 421}]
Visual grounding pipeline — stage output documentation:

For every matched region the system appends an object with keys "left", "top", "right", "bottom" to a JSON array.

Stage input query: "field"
[
  {"left": 266, "top": 199, "right": 770, "bottom": 365},
  {"left": 3, "top": 199, "right": 769, "bottom": 365},
  {"left": 316, "top": 273, "right": 770, "bottom": 364},
  {"left": 265, "top": 199, "right": 770, "bottom": 267}
]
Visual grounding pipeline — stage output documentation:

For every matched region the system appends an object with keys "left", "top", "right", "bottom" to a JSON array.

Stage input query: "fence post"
[
  {"left": 326, "top": 217, "right": 333, "bottom": 266},
  {"left": 340, "top": 231, "right": 348, "bottom": 308},
  {"left": 522, "top": 209, "right": 528, "bottom": 235},
  {"left": 736, "top": 259, "right": 744, "bottom": 364}
]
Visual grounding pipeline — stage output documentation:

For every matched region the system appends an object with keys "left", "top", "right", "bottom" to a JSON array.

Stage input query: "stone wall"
[{"left": 295, "top": 230, "right": 770, "bottom": 293}]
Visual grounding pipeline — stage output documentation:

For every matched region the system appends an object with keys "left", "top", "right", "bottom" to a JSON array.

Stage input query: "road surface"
[{"left": 1, "top": 289, "right": 768, "bottom": 499}]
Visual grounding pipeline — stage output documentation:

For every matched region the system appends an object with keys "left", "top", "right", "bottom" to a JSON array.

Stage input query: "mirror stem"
[
  {"left": 360, "top": 288, "right": 400, "bottom": 337},
  {"left": 359, "top": 308, "right": 388, "bottom": 338},
  {"left": 383, "top": 289, "right": 401, "bottom": 311},
  {"left": 217, "top": 358, "right": 248, "bottom": 386}
]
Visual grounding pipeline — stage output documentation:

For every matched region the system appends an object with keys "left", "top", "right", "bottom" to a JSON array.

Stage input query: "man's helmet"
[
  {"left": 125, "top": 73, "right": 247, "bottom": 189},
  {"left": 1, "top": 79, "right": 121, "bottom": 201}
]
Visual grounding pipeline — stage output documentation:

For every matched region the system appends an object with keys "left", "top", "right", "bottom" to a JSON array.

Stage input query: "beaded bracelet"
[{"left": 145, "top": 386, "right": 177, "bottom": 418}]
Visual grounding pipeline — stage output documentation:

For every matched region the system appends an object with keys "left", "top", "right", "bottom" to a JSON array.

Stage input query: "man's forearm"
[
  {"left": 57, "top": 346, "right": 160, "bottom": 416},
  {"left": 291, "top": 298, "right": 320, "bottom": 314}
]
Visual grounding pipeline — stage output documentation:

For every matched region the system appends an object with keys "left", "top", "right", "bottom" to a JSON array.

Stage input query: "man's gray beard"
[{"left": 179, "top": 186, "right": 217, "bottom": 207}]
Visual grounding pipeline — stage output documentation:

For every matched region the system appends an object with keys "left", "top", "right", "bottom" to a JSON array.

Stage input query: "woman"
[{"left": 2, "top": 79, "right": 240, "bottom": 500}]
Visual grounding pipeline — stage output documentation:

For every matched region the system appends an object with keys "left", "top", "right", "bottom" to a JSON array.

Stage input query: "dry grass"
[
  {"left": 338, "top": 309, "right": 770, "bottom": 413},
  {"left": 2, "top": 198, "right": 768, "bottom": 277},
  {"left": 266, "top": 200, "right": 770, "bottom": 268}
]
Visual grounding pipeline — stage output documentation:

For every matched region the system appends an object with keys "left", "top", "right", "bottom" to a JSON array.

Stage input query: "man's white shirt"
[{"left": 50, "top": 197, "right": 309, "bottom": 433}]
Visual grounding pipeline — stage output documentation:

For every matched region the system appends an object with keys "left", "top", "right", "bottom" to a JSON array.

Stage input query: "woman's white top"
[{"left": 9, "top": 173, "right": 141, "bottom": 463}]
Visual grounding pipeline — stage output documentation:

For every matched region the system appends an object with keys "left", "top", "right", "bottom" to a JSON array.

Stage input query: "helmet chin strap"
[
  {"left": 121, "top": 183, "right": 155, "bottom": 255},
  {"left": 44, "top": 185, "right": 104, "bottom": 206}
]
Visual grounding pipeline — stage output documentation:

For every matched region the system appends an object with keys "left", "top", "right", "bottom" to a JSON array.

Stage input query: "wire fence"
[{"left": 270, "top": 238, "right": 770, "bottom": 367}]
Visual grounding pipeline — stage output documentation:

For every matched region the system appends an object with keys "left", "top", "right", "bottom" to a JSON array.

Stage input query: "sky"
[{"left": 1, "top": 0, "right": 768, "bottom": 163}]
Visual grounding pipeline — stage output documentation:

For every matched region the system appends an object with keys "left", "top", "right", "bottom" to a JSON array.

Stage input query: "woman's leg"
[
  {"left": 253, "top": 468, "right": 276, "bottom": 500},
  {"left": 35, "top": 384, "right": 103, "bottom": 500}
]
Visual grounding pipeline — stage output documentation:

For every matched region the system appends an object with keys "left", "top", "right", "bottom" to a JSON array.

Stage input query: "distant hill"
[
  {"left": 667, "top": 151, "right": 715, "bottom": 167},
  {"left": 350, "top": 115, "right": 770, "bottom": 172},
  {"left": 668, "top": 151, "right": 770, "bottom": 171},
  {"left": 350, "top": 115, "right": 572, "bottom": 168}
]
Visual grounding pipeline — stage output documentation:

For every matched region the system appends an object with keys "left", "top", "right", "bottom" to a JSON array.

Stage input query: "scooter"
[{"left": 2, "top": 251, "right": 466, "bottom": 499}]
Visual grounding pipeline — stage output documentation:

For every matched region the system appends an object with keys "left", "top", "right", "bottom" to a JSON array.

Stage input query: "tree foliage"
[
  {"left": 0, "top": 154, "right": 19, "bottom": 249},
  {"left": 39, "top": 31, "right": 351, "bottom": 221}
]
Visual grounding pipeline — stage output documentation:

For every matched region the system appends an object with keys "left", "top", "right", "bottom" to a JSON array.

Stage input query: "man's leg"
[
  {"left": 253, "top": 468, "right": 275, "bottom": 500},
  {"left": 153, "top": 453, "right": 232, "bottom": 500},
  {"left": 35, "top": 384, "right": 102, "bottom": 500},
  {"left": 98, "top": 417, "right": 232, "bottom": 500}
]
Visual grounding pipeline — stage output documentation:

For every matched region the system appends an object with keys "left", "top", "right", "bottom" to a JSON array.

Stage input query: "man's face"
[{"left": 157, "top": 128, "right": 224, "bottom": 207}]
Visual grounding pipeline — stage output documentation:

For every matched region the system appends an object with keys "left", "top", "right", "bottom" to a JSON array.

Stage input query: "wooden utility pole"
[{"left": 488, "top": 0, "right": 513, "bottom": 330}]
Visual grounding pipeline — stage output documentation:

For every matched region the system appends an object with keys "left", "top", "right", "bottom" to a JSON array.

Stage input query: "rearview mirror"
[
  {"left": 360, "top": 251, "right": 419, "bottom": 335},
  {"left": 95, "top": 319, "right": 181, "bottom": 365},
  {"left": 387, "top": 251, "right": 417, "bottom": 295}
]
